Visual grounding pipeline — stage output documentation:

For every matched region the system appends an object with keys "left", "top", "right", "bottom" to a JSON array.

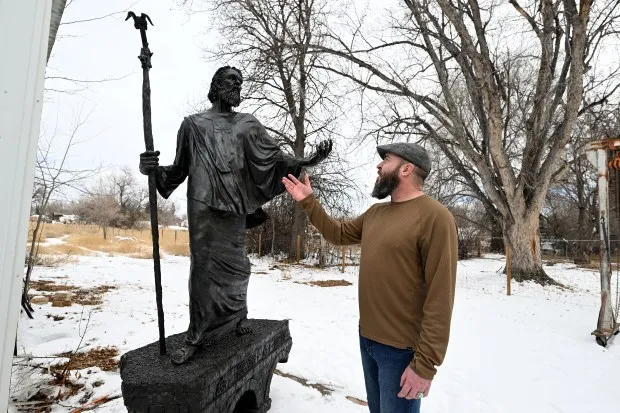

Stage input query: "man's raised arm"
[{"left": 282, "top": 174, "right": 365, "bottom": 246}]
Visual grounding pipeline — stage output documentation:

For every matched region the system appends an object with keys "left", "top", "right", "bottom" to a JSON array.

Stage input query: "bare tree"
[
  {"left": 181, "top": 0, "right": 361, "bottom": 258},
  {"left": 546, "top": 104, "right": 620, "bottom": 262},
  {"left": 74, "top": 192, "right": 120, "bottom": 240},
  {"left": 110, "top": 167, "right": 148, "bottom": 228},
  {"left": 23, "top": 112, "right": 97, "bottom": 316},
  {"left": 309, "top": 0, "right": 620, "bottom": 284}
]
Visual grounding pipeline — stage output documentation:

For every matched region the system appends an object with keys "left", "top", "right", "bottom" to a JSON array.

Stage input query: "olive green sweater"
[{"left": 299, "top": 193, "right": 458, "bottom": 380}]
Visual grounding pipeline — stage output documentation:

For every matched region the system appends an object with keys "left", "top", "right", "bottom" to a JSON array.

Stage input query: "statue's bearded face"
[{"left": 217, "top": 68, "right": 243, "bottom": 108}]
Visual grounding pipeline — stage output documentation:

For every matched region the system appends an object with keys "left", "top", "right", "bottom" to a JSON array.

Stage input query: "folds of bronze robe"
[{"left": 155, "top": 110, "right": 303, "bottom": 345}]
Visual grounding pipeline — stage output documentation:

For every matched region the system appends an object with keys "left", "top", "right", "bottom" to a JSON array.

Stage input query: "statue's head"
[{"left": 208, "top": 66, "right": 243, "bottom": 108}]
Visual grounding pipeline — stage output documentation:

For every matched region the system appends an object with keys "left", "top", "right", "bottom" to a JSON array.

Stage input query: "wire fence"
[{"left": 30, "top": 221, "right": 620, "bottom": 311}]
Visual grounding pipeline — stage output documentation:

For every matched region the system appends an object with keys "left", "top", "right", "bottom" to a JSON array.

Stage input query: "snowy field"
[{"left": 10, "top": 248, "right": 620, "bottom": 413}]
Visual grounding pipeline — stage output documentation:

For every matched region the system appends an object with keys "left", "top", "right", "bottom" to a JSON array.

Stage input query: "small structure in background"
[{"left": 584, "top": 138, "right": 620, "bottom": 347}]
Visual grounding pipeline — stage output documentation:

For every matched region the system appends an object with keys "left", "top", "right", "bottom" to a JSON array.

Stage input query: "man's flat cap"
[{"left": 377, "top": 142, "right": 432, "bottom": 176}]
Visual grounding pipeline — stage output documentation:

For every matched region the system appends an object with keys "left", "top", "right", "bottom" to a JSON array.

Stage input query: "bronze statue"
[{"left": 139, "top": 66, "right": 332, "bottom": 365}]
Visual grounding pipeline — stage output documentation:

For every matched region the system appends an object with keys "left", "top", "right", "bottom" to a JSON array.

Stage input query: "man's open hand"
[
  {"left": 282, "top": 174, "right": 313, "bottom": 202},
  {"left": 398, "top": 366, "right": 432, "bottom": 400}
]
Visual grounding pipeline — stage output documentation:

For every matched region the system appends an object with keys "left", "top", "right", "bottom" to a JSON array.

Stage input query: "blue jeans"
[{"left": 360, "top": 334, "right": 421, "bottom": 413}]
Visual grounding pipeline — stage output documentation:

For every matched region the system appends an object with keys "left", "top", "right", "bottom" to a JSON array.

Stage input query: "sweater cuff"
[
  {"left": 298, "top": 193, "right": 316, "bottom": 211},
  {"left": 410, "top": 353, "right": 436, "bottom": 380}
]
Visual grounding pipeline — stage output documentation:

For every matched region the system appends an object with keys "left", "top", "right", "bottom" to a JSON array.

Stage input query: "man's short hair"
[{"left": 207, "top": 66, "right": 243, "bottom": 103}]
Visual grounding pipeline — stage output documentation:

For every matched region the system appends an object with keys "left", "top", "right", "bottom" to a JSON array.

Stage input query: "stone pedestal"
[{"left": 119, "top": 319, "right": 292, "bottom": 413}]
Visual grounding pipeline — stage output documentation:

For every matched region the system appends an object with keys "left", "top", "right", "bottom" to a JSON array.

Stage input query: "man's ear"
[{"left": 401, "top": 162, "right": 414, "bottom": 177}]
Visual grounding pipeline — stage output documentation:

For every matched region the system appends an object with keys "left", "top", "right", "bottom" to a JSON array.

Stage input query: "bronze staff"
[{"left": 126, "top": 11, "right": 166, "bottom": 355}]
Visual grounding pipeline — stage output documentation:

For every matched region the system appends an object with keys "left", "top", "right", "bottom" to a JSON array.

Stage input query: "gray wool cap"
[{"left": 377, "top": 142, "right": 432, "bottom": 177}]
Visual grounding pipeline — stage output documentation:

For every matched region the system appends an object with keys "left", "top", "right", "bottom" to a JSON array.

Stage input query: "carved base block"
[{"left": 119, "top": 319, "right": 292, "bottom": 413}]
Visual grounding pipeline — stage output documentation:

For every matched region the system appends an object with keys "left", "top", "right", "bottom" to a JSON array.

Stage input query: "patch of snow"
[{"left": 10, "top": 254, "right": 620, "bottom": 412}]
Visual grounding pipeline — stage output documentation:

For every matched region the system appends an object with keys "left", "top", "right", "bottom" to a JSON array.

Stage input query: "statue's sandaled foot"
[
  {"left": 170, "top": 344, "right": 198, "bottom": 365},
  {"left": 235, "top": 318, "right": 252, "bottom": 336}
]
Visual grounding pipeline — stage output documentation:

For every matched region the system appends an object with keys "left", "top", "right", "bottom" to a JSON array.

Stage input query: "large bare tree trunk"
[{"left": 504, "top": 213, "right": 557, "bottom": 285}]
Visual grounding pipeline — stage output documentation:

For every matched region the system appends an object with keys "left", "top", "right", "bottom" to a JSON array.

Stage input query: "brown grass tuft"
[
  {"left": 55, "top": 346, "right": 119, "bottom": 372},
  {"left": 296, "top": 279, "right": 353, "bottom": 287},
  {"left": 28, "top": 280, "right": 116, "bottom": 306}
]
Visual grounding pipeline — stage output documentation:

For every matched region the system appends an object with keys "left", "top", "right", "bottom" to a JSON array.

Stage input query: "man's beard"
[
  {"left": 221, "top": 88, "right": 241, "bottom": 107},
  {"left": 371, "top": 168, "right": 400, "bottom": 199}
]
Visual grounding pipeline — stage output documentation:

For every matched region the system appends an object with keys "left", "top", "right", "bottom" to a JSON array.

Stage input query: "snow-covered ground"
[{"left": 10, "top": 250, "right": 620, "bottom": 412}]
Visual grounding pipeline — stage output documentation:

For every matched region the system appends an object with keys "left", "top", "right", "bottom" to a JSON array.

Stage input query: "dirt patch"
[
  {"left": 30, "top": 280, "right": 79, "bottom": 293},
  {"left": 274, "top": 369, "right": 334, "bottom": 396},
  {"left": 253, "top": 271, "right": 269, "bottom": 275},
  {"left": 46, "top": 314, "right": 65, "bottom": 322},
  {"left": 295, "top": 280, "right": 352, "bottom": 287},
  {"left": 55, "top": 346, "right": 119, "bottom": 372},
  {"left": 346, "top": 395, "right": 368, "bottom": 406},
  {"left": 73, "top": 285, "right": 117, "bottom": 306},
  {"left": 29, "top": 280, "right": 116, "bottom": 306}
]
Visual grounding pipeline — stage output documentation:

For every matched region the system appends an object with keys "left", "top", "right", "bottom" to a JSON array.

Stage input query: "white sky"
[
  {"left": 43, "top": 0, "right": 382, "bottom": 217},
  {"left": 43, "top": 0, "right": 619, "bottom": 217}
]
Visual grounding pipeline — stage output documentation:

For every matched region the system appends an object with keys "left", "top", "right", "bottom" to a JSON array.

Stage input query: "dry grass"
[
  {"left": 27, "top": 223, "right": 191, "bottom": 258},
  {"left": 346, "top": 396, "right": 368, "bottom": 406},
  {"left": 28, "top": 280, "right": 116, "bottom": 306},
  {"left": 37, "top": 244, "right": 90, "bottom": 256},
  {"left": 32, "top": 253, "right": 79, "bottom": 268},
  {"left": 55, "top": 346, "right": 119, "bottom": 372},
  {"left": 274, "top": 369, "right": 334, "bottom": 396},
  {"left": 162, "top": 243, "right": 190, "bottom": 256},
  {"left": 295, "top": 279, "right": 353, "bottom": 287}
]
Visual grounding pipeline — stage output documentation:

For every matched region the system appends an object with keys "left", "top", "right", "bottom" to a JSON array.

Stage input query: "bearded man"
[
  {"left": 139, "top": 66, "right": 332, "bottom": 365},
  {"left": 282, "top": 142, "right": 458, "bottom": 413}
]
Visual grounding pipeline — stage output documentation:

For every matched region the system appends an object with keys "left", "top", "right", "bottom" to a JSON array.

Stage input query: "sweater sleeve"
[
  {"left": 298, "top": 193, "right": 365, "bottom": 246},
  {"left": 410, "top": 209, "right": 458, "bottom": 380}
]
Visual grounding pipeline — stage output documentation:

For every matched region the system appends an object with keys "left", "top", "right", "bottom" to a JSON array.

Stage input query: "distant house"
[{"left": 59, "top": 214, "right": 78, "bottom": 224}]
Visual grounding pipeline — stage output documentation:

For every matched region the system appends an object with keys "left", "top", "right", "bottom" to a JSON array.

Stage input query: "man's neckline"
[{"left": 390, "top": 193, "right": 428, "bottom": 204}]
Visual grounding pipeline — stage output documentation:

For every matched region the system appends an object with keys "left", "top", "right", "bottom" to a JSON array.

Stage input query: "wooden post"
[
  {"left": 258, "top": 233, "right": 262, "bottom": 257},
  {"left": 175, "top": 230, "right": 177, "bottom": 245},
  {"left": 341, "top": 246, "right": 345, "bottom": 273},
  {"left": 506, "top": 244, "right": 512, "bottom": 296},
  {"left": 296, "top": 234, "right": 301, "bottom": 263}
]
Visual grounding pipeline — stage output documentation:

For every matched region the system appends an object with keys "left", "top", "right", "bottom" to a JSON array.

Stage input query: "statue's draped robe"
[{"left": 155, "top": 110, "right": 302, "bottom": 346}]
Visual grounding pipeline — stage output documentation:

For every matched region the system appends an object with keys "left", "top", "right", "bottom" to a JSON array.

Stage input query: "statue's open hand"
[
  {"left": 282, "top": 174, "right": 313, "bottom": 202},
  {"left": 139, "top": 150, "right": 160, "bottom": 175},
  {"left": 304, "top": 139, "right": 332, "bottom": 167}
]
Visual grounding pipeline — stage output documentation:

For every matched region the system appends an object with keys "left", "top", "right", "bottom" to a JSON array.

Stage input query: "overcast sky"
[
  {"left": 43, "top": 0, "right": 620, "bottom": 217},
  {"left": 43, "top": 0, "right": 382, "bottom": 217}
]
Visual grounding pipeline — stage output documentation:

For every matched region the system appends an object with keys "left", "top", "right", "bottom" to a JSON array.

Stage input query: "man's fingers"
[
  {"left": 282, "top": 178, "right": 295, "bottom": 189},
  {"left": 304, "top": 174, "right": 311, "bottom": 186},
  {"left": 287, "top": 174, "right": 302, "bottom": 185},
  {"left": 397, "top": 381, "right": 412, "bottom": 398}
]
